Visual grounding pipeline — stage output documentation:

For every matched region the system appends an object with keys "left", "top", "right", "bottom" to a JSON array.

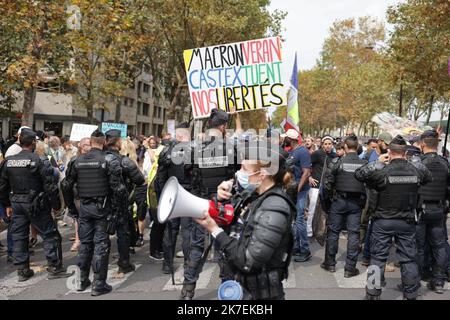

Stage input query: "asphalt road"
[{"left": 1, "top": 219, "right": 450, "bottom": 300}]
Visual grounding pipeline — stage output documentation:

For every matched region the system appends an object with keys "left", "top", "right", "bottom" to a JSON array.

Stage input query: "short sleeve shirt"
[{"left": 289, "top": 146, "right": 312, "bottom": 192}]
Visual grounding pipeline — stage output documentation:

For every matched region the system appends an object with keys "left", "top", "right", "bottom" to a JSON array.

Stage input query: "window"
[
  {"left": 129, "top": 98, "right": 135, "bottom": 109},
  {"left": 163, "top": 108, "right": 166, "bottom": 120},
  {"left": 153, "top": 105, "right": 158, "bottom": 117},
  {"left": 158, "top": 107, "right": 161, "bottom": 118},
  {"left": 143, "top": 103, "right": 149, "bottom": 116},
  {"left": 123, "top": 98, "right": 128, "bottom": 106},
  {"left": 143, "top": 83, "right": 150, "bottom": 93},
  {"left": 137, "top": 81, "right": 142, "bottom": 97},
  {"left": 137, "top": 102, "right": 141, "bottom": 115}
]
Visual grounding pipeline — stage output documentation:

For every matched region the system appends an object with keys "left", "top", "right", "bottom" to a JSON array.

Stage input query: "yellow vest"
[{"left": 147, "top": 145, "right": 165, "bottom": 207}]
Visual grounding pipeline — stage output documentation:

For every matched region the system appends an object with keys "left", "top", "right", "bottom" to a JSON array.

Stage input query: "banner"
[
  {"left": 184, "top": 37, "right": 286, "bottom": 119},
  {"left": 69, "top": 123, "right": 98, "bottom": 141},
  {"left": 101, "top": 122, "right": 128, "bottom": 138}
]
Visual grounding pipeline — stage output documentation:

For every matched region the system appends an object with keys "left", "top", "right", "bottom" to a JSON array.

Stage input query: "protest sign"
[
  {"left": 101, "top": 122, "right": 128, "bottom": 138},
  {"left": 69, "top": 123, "right": 98, "bottom": 141},
  {"left": 184, "top": 37, "right": 286, "bottom": 119},
  {"left": 167, "top": 120, "right": 175, "bottom": 138}
]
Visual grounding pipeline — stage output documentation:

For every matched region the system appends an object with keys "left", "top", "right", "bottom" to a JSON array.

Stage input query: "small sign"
[
  {"left": 69, "top": 123, "right": 98, "bottom": 141},
  {"left": 167, "top": 119, "right": 176, "bottom": 138},
  {"left": 101, "top": 122, "right": 127, "bottom": 138}
]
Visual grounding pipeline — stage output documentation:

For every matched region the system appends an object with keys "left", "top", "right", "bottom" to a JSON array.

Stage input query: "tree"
[
  {"left": 0, "top": 1, "right": 69, "bottom": 126},
  {"left": 387, "top": 0, "right": 450, "bottom": 123},
  {"left": 140, "top": 0, "right": 286, "bottom": 129}
]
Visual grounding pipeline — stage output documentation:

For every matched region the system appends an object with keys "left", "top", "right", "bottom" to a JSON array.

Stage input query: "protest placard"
[
  {"left": 184, "top": 37, "right": 286, "bottom": 119},
  {"left": 167, "top": 120, "right": 175, "bottom": 138},
  {"left": 101, "top": 122, "right": 128, "bottom": 138},
  {"left": 69, "top": 124, "right": 98, "bottom": 141}
]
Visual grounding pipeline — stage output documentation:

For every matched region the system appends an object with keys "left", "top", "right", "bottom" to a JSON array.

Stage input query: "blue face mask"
[{"left": 236, "top": 170, "right": 260, "bottom": 192}]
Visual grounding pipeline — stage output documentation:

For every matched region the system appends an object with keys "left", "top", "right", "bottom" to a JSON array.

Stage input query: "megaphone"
[{"left": 157, "top": 176, "right": 235, "bottom": 226}]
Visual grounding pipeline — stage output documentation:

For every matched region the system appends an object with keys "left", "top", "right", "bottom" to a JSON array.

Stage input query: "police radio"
[{"left": 157, "top": 177, "right": 234, "bottom": 226}]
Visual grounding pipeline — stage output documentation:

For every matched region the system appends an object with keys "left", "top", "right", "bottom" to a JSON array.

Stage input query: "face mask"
[{"left": 236, "top": 170, "right": 260, "bottom": 192}]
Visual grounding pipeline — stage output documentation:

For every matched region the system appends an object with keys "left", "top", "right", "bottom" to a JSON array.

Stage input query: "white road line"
[
  {"left": 283, "top": 263, "right": 297, "bottom": 289},
  {"left": 0, "top": 269, "right": 48, "bottom": 300},
  {"left": 65, "top": 264, "right": 142, "bottom": 295},
  {"left": 162, "top": 263, "right": 218, "bottom": 291}
]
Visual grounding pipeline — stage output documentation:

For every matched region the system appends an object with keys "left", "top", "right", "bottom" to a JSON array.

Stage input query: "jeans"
[{"left": 295, "top": 190, "right": 310, "bottom": 254}]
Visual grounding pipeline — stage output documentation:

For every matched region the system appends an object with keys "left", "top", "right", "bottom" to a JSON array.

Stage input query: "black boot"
[
  {"left": 179, "top": 283, "right": 196, "bottom": 300},
  {"left": 344, "top": 268, "right": 360, "bottom": 278},
  {"left": 47, "top": 265, "right": 71, "bottom": 280},
  {"left": 78, "top": 269, "right": 92, "bottom": 292},
  {"left": 320, "top": 262, "right": 336, "bottom": 273},
  {"left": 91, "top": 274, "right": 112, "bottom": 297},
  {"left": 162, "top": 264, "right": 172, "bottom": 274},
  {"left": 18, "top": 268, "right": 34, "bottom": 282},
  {"left": 365, "top": 294, "right": 380, "bottom": 300},
  {"left": 118, "top": 262, "right": 136, "bottom": 274}
]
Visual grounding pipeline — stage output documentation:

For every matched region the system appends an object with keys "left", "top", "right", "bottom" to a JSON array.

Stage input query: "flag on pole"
[{"left": 284, "top": 53, "right": 300, "bottom": 133}]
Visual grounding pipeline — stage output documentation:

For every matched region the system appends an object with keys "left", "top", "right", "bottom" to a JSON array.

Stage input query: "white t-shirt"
[{"left": 5, "top": 143, "right": 22, "bottom": 158}]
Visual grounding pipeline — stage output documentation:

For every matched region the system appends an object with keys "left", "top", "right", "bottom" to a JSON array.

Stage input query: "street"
[{"left": 1, "top": 219, "right": 450, "bottom": 300}]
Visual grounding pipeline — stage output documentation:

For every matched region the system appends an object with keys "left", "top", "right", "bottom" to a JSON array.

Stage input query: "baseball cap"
[
  {"left": 420, "top": 130, "right": 440, "bottom": 141},
  {"left": 285, "top": 129, "right": 299, "bottom": 140},
  {"left": 17, "top": 126, "right": 31, "bottom": 136},
  {"left": 378, "top": 132, "right": 393, "bottom": 145}
]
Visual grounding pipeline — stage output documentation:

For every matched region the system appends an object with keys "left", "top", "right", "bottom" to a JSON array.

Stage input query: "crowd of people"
[{"left": 0, "top": 111, "right": 449, "bottom": 300}]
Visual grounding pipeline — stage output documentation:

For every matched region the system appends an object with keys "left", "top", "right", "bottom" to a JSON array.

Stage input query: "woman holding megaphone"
[{"left": 194, "top": 146, "right": 296, "bottom": 300}]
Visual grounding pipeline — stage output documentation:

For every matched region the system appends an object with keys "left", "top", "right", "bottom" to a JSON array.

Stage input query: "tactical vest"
[
  {"left": 241, "top": 187, "right": 295, "bottom": 276},
  {"left": 196, "top": 139, "right": 236, "bottom": 198},
  {"left": 6, "top": 152, "right": 43, "bottom": 194},
  {"left": 419, "top": 153, "right": 447, "bottom": 202},
  {"left": 76, "top": 149, "right": 109, "bottom": 198},
  {"left": 166, "top": 142, "right": 192, "bottom": 189},
  {"left": 334, "top": 155, "right": 366, "bottom": 194},
  {"left": 377, "top": 163, "right": 419, "bottom": 212}
]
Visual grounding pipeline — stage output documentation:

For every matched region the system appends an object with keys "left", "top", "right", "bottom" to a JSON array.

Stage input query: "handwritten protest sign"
[
  {"left": 184, "top": 37, "right": 286, "bottom": 119},
  {"left": 101, "top": 123, "right": 128, "bottom": 138},
  {"left": 69, "top": 124, "right": 98, "bottom": 141}
]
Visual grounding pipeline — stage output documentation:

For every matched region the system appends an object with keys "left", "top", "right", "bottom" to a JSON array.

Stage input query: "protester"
[{"left": 286, "top": 129, "right": 312, "bottom": 262}]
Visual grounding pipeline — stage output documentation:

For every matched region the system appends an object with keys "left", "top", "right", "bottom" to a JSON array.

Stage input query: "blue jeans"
[{"left": 295, "top": 190, "right": 310, "bottom": 254}]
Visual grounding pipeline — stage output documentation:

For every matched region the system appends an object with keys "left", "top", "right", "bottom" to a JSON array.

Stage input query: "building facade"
[{"left": 0, "top": 70, "right": 166, "bottom": 139}]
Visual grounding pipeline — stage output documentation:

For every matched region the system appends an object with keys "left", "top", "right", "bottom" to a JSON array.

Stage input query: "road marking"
[
  {"left": 162, "top": 263, "right": 218, "bottom": 291},
  {"left": 283, "top": 263, "right": 297, "bottom": 289},
  {"left": 0, "top": 268, "right": 48, "bottom": 300},
  {"left": 333, "top": 262, "right": 367, "bottom": 288},
  {"left": 65, "top": 264, "right": 142, "bottom": 295}
]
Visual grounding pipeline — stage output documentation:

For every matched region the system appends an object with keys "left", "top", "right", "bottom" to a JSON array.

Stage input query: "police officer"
[
  {"left": 155, "top": 122, "right": 193, "bottom": 274},
  {"left": 62, "top": 130, "right": 126, "bottom": 296},
  {"left": 104, "top": 129, "right": 146, "bottom": 274},
  {"left": 321, "top": 134, "right": 367, "bottom": 277},
  {"left": 415, "top": 130, "right": 450, "bottom": 293},
  {"left": 355, "top": 135, "right": 432, "bottom": 300},
  {"left": 180, "top": 109, "right": 240, "bottom": 300},
  {"left": 195, "top": 146, "right": 295, "bottom": 300},
  {"left": 0, "top": 129, "right": 69, "bottom": 281}
]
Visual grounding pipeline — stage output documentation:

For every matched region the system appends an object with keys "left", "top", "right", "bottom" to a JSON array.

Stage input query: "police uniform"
[
  {"left": 355, "top": 135, "right": 432, "bottom": 300},
  {"left": 322, "top": 139, "right": 367, "bottom": 277},
  {"left": 0, "top": 129, "right": 68, "bottom": 281},
  {"left": 180, "top": 109, "right": 239, "bottom": 300},
  {"left": 415, "top": 130, "right": 450, "bottom": 291},
  {"left": 155, "top": 123, "right": 193, "bottom": 274},
  {"left": 62, "top": 130, "right": 126, "bottom": 296},
  {"left": 105, "top": 129, "right": 145, "bottom": 274},
  {"left": 212, "top": 147, "right": 295, "bottom": 300}
]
